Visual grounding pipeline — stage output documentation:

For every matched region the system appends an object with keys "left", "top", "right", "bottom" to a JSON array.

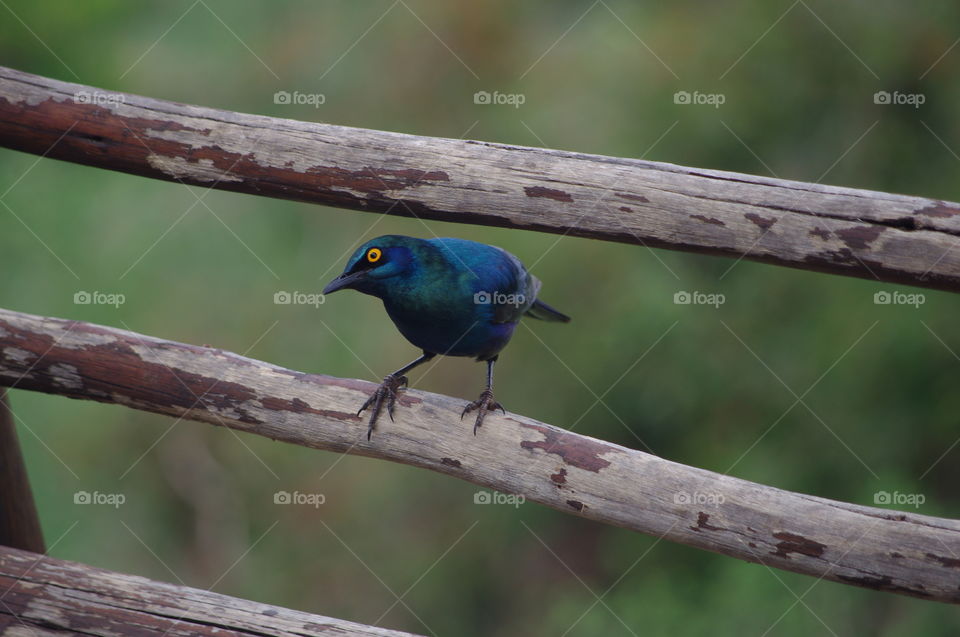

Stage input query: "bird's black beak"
[{"left": 322, "top": 270, "right": 366, "bottom": 295}]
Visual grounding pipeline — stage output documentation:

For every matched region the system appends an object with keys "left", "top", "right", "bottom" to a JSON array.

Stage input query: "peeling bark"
[
  {"left": 1, "top": 66, "right": 960, "bottom": 292},
  {"left": 0, "top": 545, "right": 421, "bottom": 636},
  {"left": 0, "top": 307, "right": 958, "bottom": 604}
]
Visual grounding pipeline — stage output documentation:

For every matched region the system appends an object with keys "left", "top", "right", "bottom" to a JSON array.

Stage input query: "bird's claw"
[
  {"left": 461, "top": 389, "right": 504, "bottom": 435},
  {"left": 359, "top": 374, "right": 408, "bottom": 439}
]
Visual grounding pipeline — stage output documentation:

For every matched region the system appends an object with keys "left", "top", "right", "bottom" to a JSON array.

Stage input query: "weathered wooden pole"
[
  {"left": 1, "top": 66, "right": 959, "bottom": 292},
  {"left": 0, "top": 307, "right": 957, "bottom": 603},
  {"left": 0, "top": 390, "right": 45, "bottom": 553}
]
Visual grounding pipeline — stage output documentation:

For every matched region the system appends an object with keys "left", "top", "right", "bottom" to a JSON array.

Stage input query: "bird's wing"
[
  {"left": 430, "top": 238, "right": 540, "bottom": 323},
  {"left": 493, "top": 256, "right": 570, "bottom": 323},
  {"left": 488, "top": 249, "right": 538, "bottom": 324},
  {"left": 430, "top": 238, "right": 540, "bottom": 324}
]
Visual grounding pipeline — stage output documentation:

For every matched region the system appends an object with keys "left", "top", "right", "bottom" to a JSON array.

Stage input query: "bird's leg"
[
  {"left": 461, "top": 357, "right": 505, "bottom": 435},
  {"left": 360, "top": 351, "right": 435, "bottom": 439}
]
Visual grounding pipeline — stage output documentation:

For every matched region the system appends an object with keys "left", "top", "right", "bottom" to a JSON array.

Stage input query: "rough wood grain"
[
  {"left": 2, "top": 66, "right": 960, "bottom": 292},
  {"left": 0, "top": 391, "right": 46, "bottom": 554},
  {"left": 0, "top": 544, "right": 422, "bottom": 636},
  {"left": 0, "top": 307, "right": 958, "bottom": 604}
]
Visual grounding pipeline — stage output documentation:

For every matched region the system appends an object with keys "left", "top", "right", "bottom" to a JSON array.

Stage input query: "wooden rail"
[
  {"left": 1, "top": 66, "right": 959, "bottom": 292},
  {"left": 0, "top": 544, "right": 422, "bottom": 636},
  {"left": 1, "top": 306, "right": 958, "bottom": 604}
]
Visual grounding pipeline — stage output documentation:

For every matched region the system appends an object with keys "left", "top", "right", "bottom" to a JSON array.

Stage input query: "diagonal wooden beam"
[
  {"left": 0, "top": 544, "right": 422, "bottom": 636},
  {"left": 1, "top": 66, "right": 959, "bottom": 291},
  {"left": 0, "top": 306, "right": 957, "bottom": 604}
]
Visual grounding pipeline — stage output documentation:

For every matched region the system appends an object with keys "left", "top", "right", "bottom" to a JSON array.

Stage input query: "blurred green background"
[{"left": 2, "top": 2, "right": 960, "bottom": 635}]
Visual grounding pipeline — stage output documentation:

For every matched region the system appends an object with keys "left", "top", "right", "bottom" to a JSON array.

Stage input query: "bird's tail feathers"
[{"left": 525, "top": 299, "right": 571, "bottom": 323}]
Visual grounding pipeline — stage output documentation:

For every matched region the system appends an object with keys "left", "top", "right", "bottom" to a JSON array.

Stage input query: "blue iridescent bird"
[{"left": 322, "top": 235, "right": 570, "bottom": 438}]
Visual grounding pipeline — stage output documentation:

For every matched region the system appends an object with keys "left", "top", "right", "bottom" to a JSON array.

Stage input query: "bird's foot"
[
  {"left": 461, "top": 389, "right": 504, "bottom": 435},
  {"left": 359, "top": 374, "right": 408, "bottom": 439}
]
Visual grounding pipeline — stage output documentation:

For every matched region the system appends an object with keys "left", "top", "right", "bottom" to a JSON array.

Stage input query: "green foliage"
[{"left": 2, "top": 1, "right": 960, "bottom": 634}]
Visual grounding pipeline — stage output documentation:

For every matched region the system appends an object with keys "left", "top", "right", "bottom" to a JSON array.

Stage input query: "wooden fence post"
[{"left": 0, "top": 390, "right": 45, "bottom": 553}]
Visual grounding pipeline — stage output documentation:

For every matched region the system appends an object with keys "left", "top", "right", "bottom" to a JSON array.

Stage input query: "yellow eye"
[{"left": 367, "top": 247, "right": 382, "bottom": 263}]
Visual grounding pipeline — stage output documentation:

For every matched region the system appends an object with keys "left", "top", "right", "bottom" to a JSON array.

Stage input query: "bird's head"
[{"left": 322, "top": 235, "right": 420, "bottom": 297}]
